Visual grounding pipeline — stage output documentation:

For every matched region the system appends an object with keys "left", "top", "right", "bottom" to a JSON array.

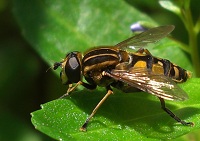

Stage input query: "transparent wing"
[
  {"left": 106, "top": 67, "right": 188, "bottom": 101},
  {"left": 115, "top": 25, "right": 175, "bottom": 49}
]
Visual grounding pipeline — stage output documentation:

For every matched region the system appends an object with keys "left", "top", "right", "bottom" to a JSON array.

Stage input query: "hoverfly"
[{"left": 53, "top": 25, "right": 193, "bottom": 131}]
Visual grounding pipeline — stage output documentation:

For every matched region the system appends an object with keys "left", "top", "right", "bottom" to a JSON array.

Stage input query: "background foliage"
[{"left": 0, "top": 0, "right": 199, "bottom": 141}]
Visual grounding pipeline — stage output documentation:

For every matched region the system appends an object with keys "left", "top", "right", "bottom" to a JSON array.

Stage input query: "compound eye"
[
  {"left": 65, "top": 52, "right": 82, "bottom": 83},
  {"left": 68, "top": 57, "right": 79, "bottom": 70}
]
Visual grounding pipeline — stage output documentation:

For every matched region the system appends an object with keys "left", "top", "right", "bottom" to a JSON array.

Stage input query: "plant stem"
[{"left": 181, "top": 0, "right": 200, "bottom": 77}]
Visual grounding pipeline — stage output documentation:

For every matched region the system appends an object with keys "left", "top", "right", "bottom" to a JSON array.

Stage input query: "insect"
[{"left": 53, "top": 25, "right": 194, "bottom": 131}]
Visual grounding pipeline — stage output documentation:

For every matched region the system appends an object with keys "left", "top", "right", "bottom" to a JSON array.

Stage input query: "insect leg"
[
  {"left": 81, "top": 82, "right": 97, "bottom": 90},
  {"left": 60, "top": 81, "right": 97, "bottom": 98},
  {"left": 80, "top": 86, "right": 113, "bottom": 131},
  {"left": 136, "top": 48, "right": 152, "bottom": 55},
  {"left": 159, "top": 97, "right": 194, "bottom": 126},
  {"left": 59, "top": 81, "right": 83, "bottom": 98}
]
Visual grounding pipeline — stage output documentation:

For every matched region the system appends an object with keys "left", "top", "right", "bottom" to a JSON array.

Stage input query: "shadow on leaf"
[{"left": 67, "top": 88, "right": 199, "bottom": 139}]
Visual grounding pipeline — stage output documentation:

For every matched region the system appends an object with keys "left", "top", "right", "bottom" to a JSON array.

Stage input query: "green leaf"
[
  {"left": 12, "top": 0, "right": 199, "bottom": 140},
  {"left": 159, "top": 0, "right": 181, "bottom": 16},
  {"left": 31, "top": 78, "right": 200, "bottom": 140},
  {"left": 12, "top": 0, "right": 154, "bottom": 68}
]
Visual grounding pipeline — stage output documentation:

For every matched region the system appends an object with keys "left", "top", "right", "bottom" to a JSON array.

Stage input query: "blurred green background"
[{"left": 0, "top": 0, "right": 199, "bottom": 141}]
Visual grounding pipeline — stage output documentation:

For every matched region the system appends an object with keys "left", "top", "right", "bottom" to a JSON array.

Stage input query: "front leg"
[{"left": 59, "top": 81, "right": 97, "bottom": 98}]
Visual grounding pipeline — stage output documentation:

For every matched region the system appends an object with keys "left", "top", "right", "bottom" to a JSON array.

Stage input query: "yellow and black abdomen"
[
  {"left": 130, "top": 53, "right": 190, "bottom": 83},
  {"left": 168, "top": 63, "right": 190, "bottom": 82},
  {"left": 152, "top": 57, "right": 190, "bottom": 82}
]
